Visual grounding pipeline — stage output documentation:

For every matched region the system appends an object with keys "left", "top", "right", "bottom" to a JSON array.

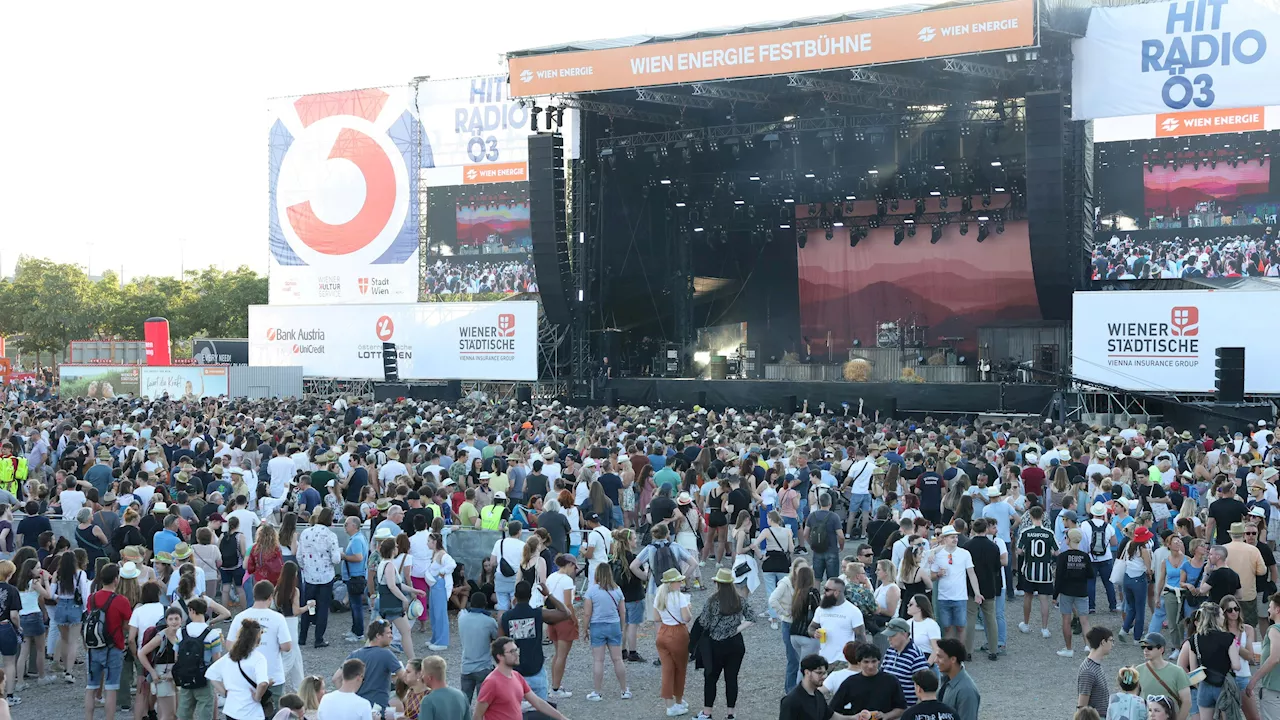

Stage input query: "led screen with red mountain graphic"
[
  {"left": 797, "top": 221, "right": 1040, "bottom": 354},
  {"left": 1144, "top": 161, "right": 1270, "bottom": 212},
  {"left": 456, "top": 197, "right": 531, "bottom": 247}
]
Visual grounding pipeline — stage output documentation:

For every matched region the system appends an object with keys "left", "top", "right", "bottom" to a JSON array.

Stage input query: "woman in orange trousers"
[{"left": 654, "top": 568, "right": 693, "bottom": 716}]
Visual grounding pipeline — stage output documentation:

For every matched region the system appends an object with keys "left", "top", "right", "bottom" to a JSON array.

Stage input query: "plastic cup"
[
  {"left": 1254, "top": 641, "right": 1263, "bottom": 659},
  {"left": 308, "top": 601, "right": 317, "bottom": 615},
  {"left": 817, "top": 627, "right": 827, "bottom": 644}
]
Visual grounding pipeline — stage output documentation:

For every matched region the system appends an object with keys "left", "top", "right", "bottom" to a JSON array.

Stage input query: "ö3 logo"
[
  {"left": 1140, "top": 0, "right": 1268, "bottom": 110},
  {"left": 269, "top": 88, "right": 417, "bottom": 269}
]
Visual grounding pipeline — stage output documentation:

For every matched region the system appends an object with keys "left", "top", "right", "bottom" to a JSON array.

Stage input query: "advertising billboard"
[
  {"left": 192, "top": 338, "right": 249, "bottom": 366},
  {"left": 248, "top": 302, "right": 538, "bottom": 381},
  {"left": 58, "top": 366, "right": 141, "bottom": 398},
  {"left": 139, "top": 366, "right": 229, "bottom": 400},
  {"left": 507, "top": 0, "right": 1035, "bottom": 96},
  {"left": 268, "top": 87, "right": 420, "bottom": 305},
  {"left": 1073, "top": 0, "right": 1279, "bottom": 120},
  {"left": 1072, "top": 290, "right": 1280, "bottom": 393},
  {"left": 1093, "top": 106, "right": 1280, "bottom": 143}
]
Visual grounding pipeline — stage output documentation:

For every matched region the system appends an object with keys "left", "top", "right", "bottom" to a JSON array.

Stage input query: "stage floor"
[{"left": 606, "top": 378, "right": 1056, "bottom": 415}]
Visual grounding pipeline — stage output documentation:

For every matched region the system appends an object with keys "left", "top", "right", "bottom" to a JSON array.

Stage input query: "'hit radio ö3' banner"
[
  {"left": 268, "top": 87, "right": 420, "bottom": 305},
  {"left": 1071, "top": 290, "right": 1280, "bottom": 394},
  {"left": 416, "top": 76, "right": 579, "bottom": 188},
  {"left": 1072, "top": 0, "right": 1278, "bottom": 121},
  {"left": 247, "top": 301, "right": 537, "bottom": 381}
]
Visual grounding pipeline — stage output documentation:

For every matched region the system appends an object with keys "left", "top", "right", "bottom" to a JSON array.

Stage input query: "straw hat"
[
  {"left": 154, "top": 552, "right": 174, "bottom": 565},
  {"left": 173, "top": 542, "right": 193, "bottom": 560},
  {"left": 711, "top": 568, "right": 736, "bottom": 584},
  {"left": 659, "top": 568, "right": 686, "bottom": 584}
]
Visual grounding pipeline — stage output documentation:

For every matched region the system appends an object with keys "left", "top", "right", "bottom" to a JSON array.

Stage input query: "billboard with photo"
[
  {"left": 1073, "top": 0, "right": 1280, "bottom": 120},
  {"left": 139, "top": 366, "right": 229, "bottom": 400},
  {"left": 1072, "top": 290, "right": 1280, "bottom": 393},
  {"left": 248, "top": 301, "right": 537, "bottom": 381},
  {"left": 192, "top": 338, "right": 249, "bottom": 365},
  {"left": 268, "top": 87, "right": 421, "bottom": 305},
  {"left": 58, "top": 366, "right": 141, "bottom": 398}
]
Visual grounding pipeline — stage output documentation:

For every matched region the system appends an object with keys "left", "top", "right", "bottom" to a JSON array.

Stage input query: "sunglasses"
[{"left": 1225, "top": 606, "right": 1241, "bottom": 613}]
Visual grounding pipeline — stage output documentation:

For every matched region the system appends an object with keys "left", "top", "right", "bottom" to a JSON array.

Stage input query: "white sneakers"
[
  {"left": 427, "top": 644, "right": 448, "bottom": 651},
  {"left": 1042, "top": 629, "right": 1052, "bottom": 639},
  {"left": 621, "top": 689, "right": 633, "bottom": 700},
  {"left": 667, "top": 703, "right": 690, "bottom": 717},
  {"left": 586, "top": 692, "right": 602, "bottom": 702},
  {"left": 1018, "top": 622, "right": 1031, "bottom": 634},
  {"left": 549, "top": 688, "right": 573, "bottom": 699},
  {"left": 1057, "top": 648, "right": 1075, "bottom": 657}
]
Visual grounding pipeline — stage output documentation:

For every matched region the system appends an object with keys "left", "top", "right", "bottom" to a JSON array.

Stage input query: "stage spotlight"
[
  {"left": 625, "top": 145, "right": 636, "bottom": 161},
  {"left": 996, "top": 220, "right": 1005, "bottom": 234},
  {"left": 940, "top": 196, "right": 949, "bottom": 209},
  {"left": 981, "top": 193, "right": 991, "bottom": 207},
  {"left": 907, "top": 224, "right": 916, "bottom": 238},
  {"left": 930, "top": 224, "right": 942, "bottom": 244},
  {"left": 961, "top": 196, "right": 972, "bottom": 212},
  {"left": 798, "top": 232, "right": 807, "bottom": 249},
  {"left": 893, "top": 226, "right": 905, "bottom": 245},
  {"left": 959, "top": 222, "right": 969, "bottom": 236},
  {"left": 977, "top": 223, "right": 990, "bottom": 242},
  {"left": 890, "top": 199, "right": 899, "bottom": 211},
  {"left": 808, "top": 203, "right": 817, "bottom": 215},
  {"left": 530, "top": 104, "right": 543, "bottom": 128},
  {"left": 957, "top": 355, "right": 967, "bottom": 365},
  {"left": 825, "top": 228, "right": 834, "bottom": 241}
]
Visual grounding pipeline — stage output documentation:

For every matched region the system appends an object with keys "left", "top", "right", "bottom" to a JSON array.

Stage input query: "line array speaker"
[
  {"left": 1215, "top": 347, "right": 1245, "bottom": 402},
  {"left": 382, "top": 342, "right": 399, "bottom": 382},
  {"left": 529, "top": 133, "right": 572, "bottom": 328}
]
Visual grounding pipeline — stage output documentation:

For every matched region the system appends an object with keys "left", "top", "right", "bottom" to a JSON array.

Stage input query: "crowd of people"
[
  {"left": 422, "top": 259, "right": 538, "bottom": 297},
  {"left": 1091, "top": 230, "right": 1279, "bottom": 280},
  {"left": 0, "top": 392, "right": 1278, "bottom": 719}
]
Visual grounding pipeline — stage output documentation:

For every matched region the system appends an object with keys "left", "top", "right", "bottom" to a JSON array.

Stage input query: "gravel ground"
[{"left": 15, "top": 577, "right": 1146, "bottom": 720}]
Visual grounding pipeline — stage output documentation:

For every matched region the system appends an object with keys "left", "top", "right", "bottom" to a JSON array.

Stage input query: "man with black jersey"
[
  {"left": 499, "top": 580, "right": 571, "bottom": 700},
  {"left": 915, "top": 458, "right": 944, "bottom": 526},
  {"left": 901, "top": 669, "right": 957, "bottom": 720},
  {"left": 1017, "top": 506, "right": 1058, "bottom": 640}
]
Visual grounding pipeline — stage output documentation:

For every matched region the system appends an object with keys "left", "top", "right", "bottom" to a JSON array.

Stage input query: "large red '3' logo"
[{"left": 285, "top": 89, "right": 397, "bottom": 256}]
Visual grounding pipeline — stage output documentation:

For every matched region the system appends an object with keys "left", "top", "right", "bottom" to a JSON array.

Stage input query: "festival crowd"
[
  {"left": 1091, "top": 231, "right": 1279, "bottom": 280},
  {"left": 0, "top": 392, "right": 1278, "bottom": 720},
  {"left": 422, "top": 259, "right": 538, "bottom": 296}
]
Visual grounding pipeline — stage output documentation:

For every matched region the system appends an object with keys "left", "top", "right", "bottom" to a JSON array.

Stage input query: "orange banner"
[
  {"left": 462, "top": 162, "right": 528, "bottom": 185},
  {"left": 1155, "top": 107, "right": 1266, "bottom": 137},
  {"left": 508, "top": 0, "right": 1035, "bottom": 96}
]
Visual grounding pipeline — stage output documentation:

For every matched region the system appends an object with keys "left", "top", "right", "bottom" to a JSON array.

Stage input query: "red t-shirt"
[
  {"left": 1021, "top": 466, "right": 1047, "bottom": 498},
  {"left": 88, "top": 589, "right": 133, "bottom": 650},
  {"left": 476, "top": 668, "right": 531, "bottom": 720}
]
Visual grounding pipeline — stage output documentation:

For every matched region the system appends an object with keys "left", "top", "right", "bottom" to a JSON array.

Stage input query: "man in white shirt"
[
  {"left": 580, "top": 512, "right": 611, "bottom": 589},
  {"left": 844, "top": 447, "right": 875, "bottom": 538},
  {"left": 290, "top": 445, "right": 312, "bottom": 474},
  {"left": 807, "top": 577, "right": 865, "bottom": 662},
  {"left": 318, "top": 658, "right": 374, "bottom": 720},
  {"left": 378, "top": 449, "right": 408, "bottom": 486},
  {"left": 228, "top": 495, "right": 260, "bottom": 539},
  {"left": 1085, "top": 449, "right": 1111, "bottom": 483},
  {"left": 267, "top": 444, "right": 296, "bottom": 499},
  {"left": 59, "top": 475, "right": 88, "bottom": 519},
  {"left": 227, "top": 580, "right": 294, "bottom": 697},
  {"left": 929, "top": 526, "right": 981, "bottom": 641},
  {"left": 1255, "top": 421, "right": 1274, "bottom": 447}
]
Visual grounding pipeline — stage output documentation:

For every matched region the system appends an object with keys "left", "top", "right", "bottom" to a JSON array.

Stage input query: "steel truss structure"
[
  {"left": 553, "top": 96, "right": 684, "bottom": 126},
  {"left": 690, "top": 83, "right": 773, "bottom": 105},
  {"left": 941, "top": 58, "right": 1018, "bottom": 82},
  {"left": 304, "top": 377, "right": 375, "bottom": 399},
  {"left": 635, "top": 88, "right": 718, "bottom": 110}
]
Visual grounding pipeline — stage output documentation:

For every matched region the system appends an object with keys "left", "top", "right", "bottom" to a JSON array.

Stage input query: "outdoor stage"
[{"left": 605, "top": 378, "right": 1056, "bottom": 416}]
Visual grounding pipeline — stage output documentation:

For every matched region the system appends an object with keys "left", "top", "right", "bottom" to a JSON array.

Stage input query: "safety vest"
[
  {"left": 480, "top": 503, "right": 504, "bottom": 531},
  {"left": 425, "top": 502, "right": 441, "bottom": 524},
  {"left": 0, "top": 457, "right": 26, "bottom": 496}
]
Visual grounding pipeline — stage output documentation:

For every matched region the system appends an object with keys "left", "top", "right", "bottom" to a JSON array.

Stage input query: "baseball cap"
[
  {"left": 884, "top": 617, "right": 912, "bottom": 636},
  {"left": 1139, "top": 632, "right": 1167, "bottom": 648},
  {"left": 1060, "top": 510, "right": 1079, "bottom": 523}
]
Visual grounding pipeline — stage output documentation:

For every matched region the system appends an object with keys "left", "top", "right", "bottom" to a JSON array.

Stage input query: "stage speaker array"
[
  {"left": 528, "top": 133, "right": 572, "bottom": 328},
  {"left": 382, "top": 342, "right": 399, "bottom": 382},
  {"left": 1215, "top": 347, "right": 1245, "bottom": 402},
  {"left": 516, "top": 385, "right": 533, "bottom": 404},
  {"left": 1025, "top": 91, "right": 1073, "bottom": 322}
]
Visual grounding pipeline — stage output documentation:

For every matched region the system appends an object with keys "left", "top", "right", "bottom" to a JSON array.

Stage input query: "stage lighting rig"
[
  {"left": 907, "top": 224, "right": 916, "bottom": 238},
  {"left": 825, "top": 228, "right": 834, "bottom": 241},
  {"left": 996, "top": 219, "right": 1005, "bottom": 234},
  {"left": 977, "top": 223, "right": 989, "bottom": 242},
  {"left": 530, "top": 103, "right": 543, "bottom": 128},
  {"left": 930, "top": 224, "right": 942, "bottom": 244},
  {"left": 959, "top": 222, "right": 969, "bottom": 236},
  {"left": 893, "top": 226, "right": 905, "bottom": 245}
]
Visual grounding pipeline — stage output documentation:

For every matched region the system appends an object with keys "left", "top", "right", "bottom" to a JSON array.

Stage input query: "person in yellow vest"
[
  {"left": 480, "top": 492, "right": 511, "bottom": 531},
  {"left": 0, "top": 443, "right": 26, "bottom": 501}
]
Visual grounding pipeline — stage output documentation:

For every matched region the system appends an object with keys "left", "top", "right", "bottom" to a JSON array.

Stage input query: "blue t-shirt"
[
  {"left": 343, "top": 533, "right": 369, "bottom": 580},
  {"left": 348, "top": 645, "right": 402, "bottom": 708},
  {"left": 297, "top": 487, "right": 322, "bottom": 514},
  {"left": 153, "top": 529, "right": 181, "bottom": 555},
  {"left": 585, "top": 585, "right": 623, "bottom": 624},
  {"left": 85, "top": 465, "right": 113, "bottom": 497}
]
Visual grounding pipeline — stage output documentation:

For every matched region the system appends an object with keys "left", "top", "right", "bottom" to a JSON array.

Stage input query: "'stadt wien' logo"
[
  {"left": 1161, "top": 117, "right": 1181, "bottom": 132},
  {"left": 519, "top": 69, "right": 533, "bottom": 84},
  {"left": 918, "top": 26, "right": 937, "bottom": 42},
  {"left": 358, "top": 277, "right": 369, "bottom": 295},
  {"left": 1171, "top": 305, "right": 1199, "bottom": 336}
]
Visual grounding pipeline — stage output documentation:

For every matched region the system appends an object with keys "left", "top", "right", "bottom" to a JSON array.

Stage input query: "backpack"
[
  {"left": 220, "top": 531, "right": 243, "bottom": 569},
  {"left": 809, "top": 510, "right": 833, "bottom": 553},
  {"left": 82, "top": 592, "right": 117, "bottom": 651},
  {"left": 649, "top": 541, "right": 680, "bottom": 581},
  {"left": 1087, "top": 519, "right": 1108, "bottom": 557},
  {"left": 172, "top": 626, "right": 213, "bottom": 689}
]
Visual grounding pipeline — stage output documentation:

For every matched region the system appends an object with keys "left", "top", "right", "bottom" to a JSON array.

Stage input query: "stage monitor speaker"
[
  {"left": 528, "top": 133, "right": 572, "bottom": 328},
  {"left": 382, "top": 342, "right": 399, "bottom": 382},
  {"left": 1216, "top": 347, "right": 1245, "bottom": 402},
  {"left": 782, "top": 395, "right": 797, "bottom": 415},
  {"left": 604, "top": 388, "right": 619, "bottom": 407},
  {"left": 516, "top": 385, "right": 533, "bottom": 404},
  {"left": 884, "top": 397, "right": 898, "bottom": 419}
]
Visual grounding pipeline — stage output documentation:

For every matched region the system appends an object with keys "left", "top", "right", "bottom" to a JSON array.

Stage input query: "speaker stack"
[{"left": 528, "top": 133, "right": 572, "bottom": 329}]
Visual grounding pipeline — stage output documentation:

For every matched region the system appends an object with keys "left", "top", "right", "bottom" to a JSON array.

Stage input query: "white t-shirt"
[
  {"left": 60, "top": 490, "right": 87, "bottom": 519},
  {"left": 229, "top": 508, "right": 260, "bottom": 537},
  {"left": 129, "top": 602, "right": 167, "bottom": 651},
  {"left": 545, "top": 571, "right": 576, "bottom": 607},
  {"left": 846, "top": 459, "right": 875, "bottom": 495},
  {"left": 908, "top": 617, "right": 942, "bottom": 658},
  {"left": 207, "top": 651, "right": 269, "bottom": 720},
  {"left": 813, "top": 600, "right": 864, "bottom": 662},
  {"left": 1080, "top": 517, "right": 1117, "bottom": 562},
  {"left": 408, "top": 532, "right": 433, "bottom": 580},
  {"left": 823, "top": 668, "right": 857, "bottom": 695},
  {"left": 267, "top": 456, "right": 296, "bottom": 498},
  {"left": 317, "top": 690, "right": 373, "bottom": 720},
  {"left": 491, "top": 537, "right": 524, "bottom": 581},
  {"left": 227, "top": 607, "right": 292, "bottom": 686},
  {"left": 167, "top": 566, "right": 208, "bottom": 599},
  {"left": 656, "top": 592, "right": 691, "bottom": 626},
  {"left": 582, "top": 526, "right": 611, "bottom": 584},
  {"left": 930, "top": 546, "right": 974, "bottom": 602},
  {"left": 134, "top": 485, "right": 156, "bottom": 511}
]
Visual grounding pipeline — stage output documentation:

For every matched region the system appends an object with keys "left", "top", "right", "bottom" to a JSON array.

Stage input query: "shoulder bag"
[
  {"left": 237, "top": 661, "right": 274, "bottom": 716},
  {"left": 761, "top": 528, "right": 792, "bottom": 573}
]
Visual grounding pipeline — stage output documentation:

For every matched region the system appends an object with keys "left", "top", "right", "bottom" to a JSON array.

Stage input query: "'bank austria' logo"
[
  {"left": 519, "top": 69, "right": 533, "bottom": 84},
  {"left": 266, "top": 328, "right": 278, "bottom": 341},
  {"left": 1171, "top": 306, "right": 1199, "bottom": 336},
  {"left": 1161, "top": 117, "right": 1180, "bottom": 133},
  {"left": 918, "top": 26, "right": 937, "bottom": 42},
  {"left": 269, "top": 88, "right": 419, "bottom": 271}
]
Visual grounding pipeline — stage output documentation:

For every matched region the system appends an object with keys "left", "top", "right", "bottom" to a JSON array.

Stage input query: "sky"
[{"left": 0, "top": 0, "right": 924, "bottom": 281}]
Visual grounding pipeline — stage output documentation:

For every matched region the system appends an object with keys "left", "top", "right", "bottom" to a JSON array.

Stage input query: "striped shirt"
[
  {"left": 1019, "top": 525, "right": 1058, "bottom": 585},
  {"left": 883, "top": 642, "right": 929, "bottom": 705}
]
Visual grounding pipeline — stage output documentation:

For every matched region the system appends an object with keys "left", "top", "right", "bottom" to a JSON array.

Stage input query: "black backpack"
[
  {"left": 650, "top": 541, "right": 679, "bottom": 581},
  {"left": 809, "top": 510, "right": 833, "bottom": 553},
  {"left": 172, "top": 626, "right": 213, "bottom": 689},
  {"left": 82, "top": 592, "right": 117, "bottom": 651},
  {"left": 1087, "top": 519, "right": 1108, "bottom": 557},
  {"left": 220, "top": 531, "right": 243, "bottom": 569}
]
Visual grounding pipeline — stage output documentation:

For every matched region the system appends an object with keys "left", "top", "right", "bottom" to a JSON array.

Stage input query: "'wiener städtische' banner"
[
  {"left": 1073, "top": 0, "right": 1279, "bottom": 120},
  {"left": 248, "top": 301, "right": 538, "bottom": 381},
  {"left": 1072, "top": 290, "right": 1280, "bottom": 394}
]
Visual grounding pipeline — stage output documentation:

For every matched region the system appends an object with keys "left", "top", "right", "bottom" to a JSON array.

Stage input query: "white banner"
[
  {"left": 416, "top": 75, "right": 579, "bottom": 186},
  {"left": 248, "top": 301, "right": 537, "bottom": 381},
  {"left": 1072, "top": 0, "right": 1278, "bottom": 121},
  {"left": 1072, "top": 290, "right": 1280, "bottom": 393},
  {"left": 268, "top": 86, "right": 421, "bottom": 305}
]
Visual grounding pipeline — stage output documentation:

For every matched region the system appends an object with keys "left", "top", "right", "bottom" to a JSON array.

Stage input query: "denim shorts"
[
  {"left": 850, "top": 493, "right": 873, "bottom": 515},
  {"left": 221, "top": 567, "right": 245, "bottom": 585},
  {"left": 0, "top": 624, "right": 17, "bottom": 657},
  {"left": 624, "top": 600, "right": 646, "bottom": 625},
  {"left": 589, "top": 621, "right": 622, "bottom": 647},
  {"left": 52, "top": 598, "right": 83, "bottom": 626},
  {"left": 87, "top": 646, "right": 124, "bottom": 690},
  {"left": 19, "top": 613, "right": 45, "bottom": 638},
  {"left": 1058, "top": 594, "right": 1089, "bottom": 617},
  {"left": 936, "top": 599, "right": 967, "bottom": 628}
]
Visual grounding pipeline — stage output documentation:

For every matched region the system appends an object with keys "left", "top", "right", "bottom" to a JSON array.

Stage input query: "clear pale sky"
[{"left": 0, "top": 0, "right": 920, "bottom": 281}]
